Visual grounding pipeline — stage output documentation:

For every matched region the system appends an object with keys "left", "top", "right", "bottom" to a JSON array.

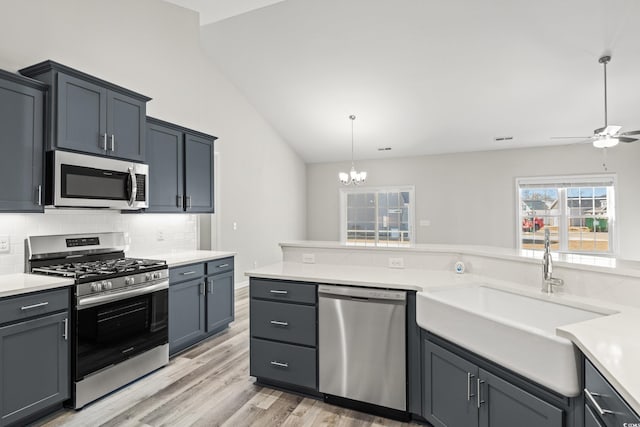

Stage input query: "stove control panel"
[{"left": 77, "top": 268, "right": 168, "bottom": 297}]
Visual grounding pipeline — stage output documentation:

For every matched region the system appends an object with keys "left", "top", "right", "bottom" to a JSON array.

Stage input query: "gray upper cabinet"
[
  {"left": 20, "top": 60, "right": 150, "bottom": 162},
  {"left": 0, "top": 70, "right": 46, "bottom": 212},
  {"left": 146, "top": 117, "right": 216, "bottom": 213},
  {"left": 185, "top": 134, "right": 214, "bottom": 212}
]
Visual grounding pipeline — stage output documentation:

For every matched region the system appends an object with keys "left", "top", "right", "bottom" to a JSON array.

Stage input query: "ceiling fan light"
[{"left": 593, "top": 136, "right": 619, "bottom": 148}]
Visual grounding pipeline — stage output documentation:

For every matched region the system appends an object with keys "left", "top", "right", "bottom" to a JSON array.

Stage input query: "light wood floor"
[{"left": 33, "top": 287, "right": 420, "bottom": 427}]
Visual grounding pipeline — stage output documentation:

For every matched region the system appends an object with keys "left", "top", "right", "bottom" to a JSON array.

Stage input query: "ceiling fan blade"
[
  {"left": 618, "top": 136, "right": 638, "bottom": 143},
  {"left": 620, "top": 130, "right": 640, "bottom": 136}
]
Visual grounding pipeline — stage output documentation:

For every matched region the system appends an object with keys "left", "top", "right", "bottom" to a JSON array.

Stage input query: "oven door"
[
  {"left": 51, "top": 150, "right": 148, "bottom": 209},
  {"left": 74, "top": 282, "right": 168, "bottom": 381}
]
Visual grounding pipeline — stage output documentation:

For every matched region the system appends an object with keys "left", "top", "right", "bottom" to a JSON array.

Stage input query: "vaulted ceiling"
[{"left": 165, "top": 0, "right": 640, "bottom": 163}]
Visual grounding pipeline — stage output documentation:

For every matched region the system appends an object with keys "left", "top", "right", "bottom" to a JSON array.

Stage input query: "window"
[
  {"left": 516, "top": 175, "right": 615, "bottom": 254},
  {"left": 340, "top": 186, "right": 414, "bottom": 246}
]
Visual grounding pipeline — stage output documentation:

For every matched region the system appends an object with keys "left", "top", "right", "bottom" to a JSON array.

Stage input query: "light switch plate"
[
  {"left": 302, "top": 253, "right": 315, "bottom": 264},
  {"left": 0, "top": 235, "right": 9, "bottom": 253},
  {"left": 388, "top": 257, "right": 404, "bottom": 268}
]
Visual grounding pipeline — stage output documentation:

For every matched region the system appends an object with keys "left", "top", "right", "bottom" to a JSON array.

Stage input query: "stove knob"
[
  {"left": 91, "top": 283, "right": 102, "bottom": 292},
  {"left": 124, "top": 277, "right": 131, "bottom": 286},
  {"left": 153, "top": 272, "right": 161, "bottom": 280},
  {"left": 145, "top": 273, "right": 152, "bottom": 281},
  {"left": 104, "top": 281, "right": 113, "bottom": 290}
]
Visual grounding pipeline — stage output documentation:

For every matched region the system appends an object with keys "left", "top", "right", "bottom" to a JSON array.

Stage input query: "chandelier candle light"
[{"left": 339, "top": 114, "right": 367, "bottom": 185}]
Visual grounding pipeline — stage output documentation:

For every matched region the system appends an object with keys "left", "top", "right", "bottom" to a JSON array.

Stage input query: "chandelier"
[{"left": 339, "top": 115, "right": 367, "bottom": 185}]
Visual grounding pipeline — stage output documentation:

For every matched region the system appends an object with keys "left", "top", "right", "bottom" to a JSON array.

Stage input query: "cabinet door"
[
  {"left": 478, "top": 369, "right": 563, "bottom": 427},
  {"left": 184, "top": 133, "right": 214, "bottom": 213},
  {"left": 146, "top": 122, "right": 184, "bottom": 212},
  {"left": 56, "top": 73, "right": 107, "bottom": 155},
  {"left": 0, "top": 78, "right": 44, "bottom": 212},
  {"left": 169, "top": 278, "right": 205, "bottom": 355},
  {"left": 0, "top": 312, "right": 69, "bottom": 426},
  {"left": 206, "top": 271, "right": 234, "bottom": 332},
  {"left": 423, "top": 340, "right": 479, "bottom": 427},
  {"left": 106, "top": 91, "right": 145, "bottom": 161}
]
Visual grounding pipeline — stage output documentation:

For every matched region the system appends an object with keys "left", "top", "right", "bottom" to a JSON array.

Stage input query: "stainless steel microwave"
[{"left": 47, "top": 151, "right": 149, "bottom": 210}]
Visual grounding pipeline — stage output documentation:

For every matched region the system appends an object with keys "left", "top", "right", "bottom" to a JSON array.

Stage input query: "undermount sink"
[{"left": 416, "top": 284, "right": 617, "bottom": 397}]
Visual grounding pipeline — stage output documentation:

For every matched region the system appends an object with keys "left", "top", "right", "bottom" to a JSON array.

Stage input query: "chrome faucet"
[{"left": 542, "top": 228, "right": 563, "bottom": 294}]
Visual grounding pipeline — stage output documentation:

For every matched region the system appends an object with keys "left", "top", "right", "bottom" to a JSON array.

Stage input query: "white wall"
[
  {"left": 0, "top": 0, "right": 306, "bottom": 279},
  {"left": 307, "top": 142, "right": 640, "bottom": 260}
]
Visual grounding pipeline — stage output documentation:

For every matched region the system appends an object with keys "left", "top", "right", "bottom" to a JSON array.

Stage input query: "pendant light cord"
[
  {"left": 350, "top": 115, "right": 356, "bottom": 168},
  {"left": 603, "top": 59, "right": 608, "bottom": 127}
]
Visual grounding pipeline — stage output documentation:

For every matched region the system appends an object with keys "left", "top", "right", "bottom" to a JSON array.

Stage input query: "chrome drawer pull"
[
  {"left": 181, "top": 271, "right": 197, "bottom": 275},
  {"left": 467, "top": 373, "right": 475, "bottom": 401},
  {"left": 477, "top": 379, "right": 485, "bottom": 408},
  {"left": 20, "top": 302, "right": 49, "bottom": 311},
  {"left": 269, "top": 290, "right": 288, "bottom": 295},
  {"left": 63, "top": 318, "right": 68, "bottom": 341},
  {"left": 585, "top": 388, "right": 614, "bottom": 416},
  {"left": 270, "top": 361, "right": 289, "bottom": 368},
  {"left": 217, "top": 264, "right": 230, "bottom": 268},
  {"left": 270, "top": 320, "right": 289, "bottom": 327}
]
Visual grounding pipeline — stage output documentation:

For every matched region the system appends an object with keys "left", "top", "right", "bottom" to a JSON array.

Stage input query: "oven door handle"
[{"left": 77, "top": 281, "right": 168, "bottom": 310}]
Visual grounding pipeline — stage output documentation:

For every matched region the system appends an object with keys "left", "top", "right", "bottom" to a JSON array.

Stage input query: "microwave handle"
[{"left": 127, "top": 167, "right": 137, "bottom": 206}]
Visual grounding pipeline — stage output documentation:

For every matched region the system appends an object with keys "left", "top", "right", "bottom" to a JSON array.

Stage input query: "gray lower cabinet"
[
  {"left": 0, "top": 70, "right": 46, "bottom": 212},
  {"left": 423, "top": 339, "right": 563, "bottom": 427},
  {"left": 584, "top": 359, "right": 640, "bottom": 427},
  {"left": 146, "top": 117, "right": 216, "bottom": 213},
  {"left": 249, "top": 278, "right": 317, "bottom": 392},
  {"left": 169, "top": 257, "right": 234, "bottom": 355},
  {"left": 20, "top": 60, "right": 150, "bottom": 162},
  {"left": 0, "top": 288, "right": 70, "bottom": 426}
]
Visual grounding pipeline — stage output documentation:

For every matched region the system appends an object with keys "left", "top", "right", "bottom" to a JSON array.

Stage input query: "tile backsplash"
[{"left": 0, "top": 210, "right": 199, "bottom": 274}]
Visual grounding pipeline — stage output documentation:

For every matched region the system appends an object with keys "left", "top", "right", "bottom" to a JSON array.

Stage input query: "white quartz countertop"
[
  {"left": 245, "top": 261, "right": 476, "bottom": 291},
  {"left": 246, "top": 260, "right": 640, "bottom": 415},
  {"left": 132, "top": 250, "right": 236, "bottom": 268},
  {"left": 558, "top": 310, "right": 640, "bottom": 415},
  {"left": 0, "top": 274, "right": 74, "bottom": 298}
]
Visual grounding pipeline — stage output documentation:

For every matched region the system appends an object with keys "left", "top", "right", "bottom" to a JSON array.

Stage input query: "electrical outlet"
[
  {"left": 0, "top": 235, "right": 9, "bottom": 253},
  {"left": 420, "top": 219, "right": 431, "bottom": 226},
  {"left": 388, "top": 257, "right": 404, "bottom": 269},
  {"left": 156, "top": 231, "right": 165, "bottom": 242},
  {"left": 302, "top": 253, "right": 315, "bottom": 264}
]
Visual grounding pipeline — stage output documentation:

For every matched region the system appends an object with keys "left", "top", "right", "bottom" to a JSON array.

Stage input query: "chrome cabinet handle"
[
  {"left": 200, "top": 283, "right": 205, "bottom": 295},
  {"left": 101, "top": 132, "right": 108, "bottom": 150},
  {"left": 208, "top": 279, "right": 213, "bottom": 293},
  {"left": 270, "top": 361, "right": 289, "bottom": 368},
  {"left": 270, "top": 320, "right": 289, "bottom": 327},
  {"left": 35, "top": 185, "right": 42, "bottom": 206},
  {"left": 21, "top": 301, "right": 49, "bottom": 311},
  {"left": 585, "top": 388, "right": 614, "bottom": 416},
  {"left": 181, "top": 271, "right": 197, "bottom": 275},
  {"left": 185, "top": 196, "right": 192, "bottom": 209},
  {"left": 477, "top": 379, "right": 485, "bottom": 408},
  {"left": 63, "top": 318, "right": 68, "bottom": 341},
  {"left": 217, "top": 264, "right": 229, "bottom": 268},
  {"left": 109, "top": 134, "right": 116, "bottom": 151},
  {"left": 467, "top": 373, "right": 475, "bottom": 401},
  {"left": 177, "top": 195, "right": 183, "bottom": 209},
  {"left": 269, "top": 290, "right": 288, "bottom": 295}
]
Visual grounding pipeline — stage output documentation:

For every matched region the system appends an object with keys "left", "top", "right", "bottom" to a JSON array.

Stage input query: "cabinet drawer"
[
  {"left": 250, "top": 338, "right": 316, "bottom": 390},
  {"left": 250, "top": 279, "right": 316, "bottom": 304},
  {"left": 0, "top": 288, "right": 69, "bottom": 325},
  {"left": 251, "top": 299, "right": 316, "bottom": 346},
  {"left": 585, "top": 360, "right": 640, "bottom": 427},
  {"left": 170, "top": 263, "right": 205, "bottom": 283},
  {"left": 206, "top": 257, "right": 234, "bottom": 275}
]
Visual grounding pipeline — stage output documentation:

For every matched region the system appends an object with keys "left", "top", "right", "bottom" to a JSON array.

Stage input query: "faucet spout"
[{"left": 542, "top": 228, "right": 563, "bottom": 294}]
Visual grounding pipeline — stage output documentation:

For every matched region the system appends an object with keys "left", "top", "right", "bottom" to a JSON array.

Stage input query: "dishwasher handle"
[{"left": 318, "top": 284, "right": 406, "bottom": 301}]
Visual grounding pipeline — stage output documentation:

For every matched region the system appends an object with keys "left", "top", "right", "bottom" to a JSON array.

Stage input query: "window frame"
[
  {"left": 339, "top": 185, "right": 415, "bottom": 247},
  {"left": 515, "top": 174, "right": 617, "bottom": 255}
]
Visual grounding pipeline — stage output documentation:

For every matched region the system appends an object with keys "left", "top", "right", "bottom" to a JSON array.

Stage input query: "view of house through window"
[
  {"left": 517, "top": 175, "right": 615, "bottom": 254},
  {"left": 340, "top": 187, "right": 414, "bottom": 246}
]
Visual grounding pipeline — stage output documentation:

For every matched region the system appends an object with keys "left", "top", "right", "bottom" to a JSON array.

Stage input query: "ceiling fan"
[{"left": 551, "top": 55, "right": 640, "bottom": 148}]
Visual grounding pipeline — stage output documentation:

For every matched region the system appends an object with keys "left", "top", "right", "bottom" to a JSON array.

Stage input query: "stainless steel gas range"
[{"left": 27, "top": 232, "right": 169, "bottom": 409}]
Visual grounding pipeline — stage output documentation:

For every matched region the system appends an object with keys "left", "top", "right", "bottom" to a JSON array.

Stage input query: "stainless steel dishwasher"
[{"left": 318, "top": 284, "right": 407, "bottom": 413}]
